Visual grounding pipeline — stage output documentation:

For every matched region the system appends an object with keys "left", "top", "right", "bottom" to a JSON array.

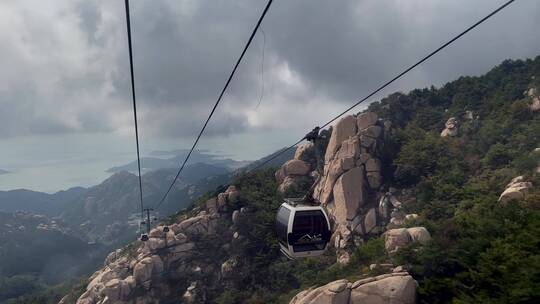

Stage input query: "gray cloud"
[
  {"left": 1, "top": 0, "right": 540, "bottom": 191},
  {"left": 2, "top": 0, "right": 539, "bottom": 140}
]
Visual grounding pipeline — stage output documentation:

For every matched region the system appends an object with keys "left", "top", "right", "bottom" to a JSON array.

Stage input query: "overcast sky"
[{"left": 0, "top": 0, "right": 539, "bottom": 192}]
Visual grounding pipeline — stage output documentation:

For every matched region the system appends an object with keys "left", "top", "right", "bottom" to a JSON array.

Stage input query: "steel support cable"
[
  {"left": 124, "top": 0, "right": 145, "bottom": 221},
  {"left": 245, "top": 0, "right": 516, "bottom": 174},
  {"left": 154, "top": 0, "right": 275, "bottom": 210}
]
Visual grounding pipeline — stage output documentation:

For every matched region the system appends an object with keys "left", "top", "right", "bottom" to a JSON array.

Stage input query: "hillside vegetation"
[
  {"left": 365, "top": 58, "right": 540, "bottom": 303},
  {"left": 0, "top": 212, "right": 105, "bottom": 304},
  {"left": 210, "top": 57, "right": 540, "bottom": 303}
]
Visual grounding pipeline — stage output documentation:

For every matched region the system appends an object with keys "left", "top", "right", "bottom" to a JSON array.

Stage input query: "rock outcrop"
[
  {"left": 290, "top": 273, "right": 418, "bottom": 304},
  {"left": 275, "top": 112, "right": 430, "bottom": 263},
  {"left": 526, "top": 87, "right": 540, "bottom": 112},
  {"left": 498, "top": 176, "right": 533, "bottom": 203},
  {"left": 308, "top": 113, "right": 427, "bottom": 264},
  {"left": 307, "top": 112, "right": 393, "bottom": 263},
  {"left": 384, "top": 227, "right": 431, "bottom": 253},
  {"left": 440, "top": 117, "right": 458, "bottom": 137},
  {"left": 75, "top": 186, "right": 242, "bottom": 304},
  {"left": 276, "top": 144, "right": 317, "bottom": 194}
]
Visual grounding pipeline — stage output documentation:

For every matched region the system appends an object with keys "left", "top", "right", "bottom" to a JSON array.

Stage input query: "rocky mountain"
[
  {"left": 107, "top": 150, "right": 251, "bottom": 173},
  {"left": 62, "top": 57, "right": 540, "bottom": 304},
  {"left": 61, "top": 151, "right": 301, "bottom": 247},
  {"left": 275, "top": 112, "right": 429, "bottom": 265},
  {"left": 61, "top": 164, "right": 232, "bottom": 246},
  {"left": 0, "top": 187, "right": 87, "bottom": 216}
]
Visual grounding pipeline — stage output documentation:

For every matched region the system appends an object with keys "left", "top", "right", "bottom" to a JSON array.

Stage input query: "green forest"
[{"left": 173, "top": 57, "right": 540, "bottom": 303}]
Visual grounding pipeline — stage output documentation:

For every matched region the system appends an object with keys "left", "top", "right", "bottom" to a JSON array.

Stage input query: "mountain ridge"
[
  {"left": 106, "top": 150, "right": 251, "bottom": 173},
  {"left": 0, "top": 187, "right": 87, "bottom": 216}
]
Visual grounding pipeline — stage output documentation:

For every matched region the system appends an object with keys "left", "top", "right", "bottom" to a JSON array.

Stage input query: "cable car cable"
[
  {"left": 124, "top": 0, "right": 145, "bottom": 222},
  {"left": 255, "top": 27, "right": 266, "bottom": 110},
  {"left": 245, "top": 0, "right": 516, "bottom": 174},
  {"left": 318, "top": 0, "right": 515, "bottom": 130},
  {"left": 154, "top": 0, "right": 275, "bottom": 211}
]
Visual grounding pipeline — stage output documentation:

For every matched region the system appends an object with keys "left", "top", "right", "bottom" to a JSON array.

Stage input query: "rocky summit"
[
  {"left": 274, "top": 112, "right": 432, "bottom": 265},
  {"left": 73, "top": 185, "right": 241, "bottom": 304}
]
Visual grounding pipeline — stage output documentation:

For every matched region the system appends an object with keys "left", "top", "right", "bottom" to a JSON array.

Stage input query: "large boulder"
[
  {"left": 295, "top": 142, "right": 316, "bottom": 163},
  {"left": 276, "top": 159, "right": 312, "bottom": 187},
  {"left": 325, "top": 115, "right": 358, "bottom": 162},
  {"left": 384, "top": 228, "right": 412, "bottom": 253},
  {"left": 333, "top": 167, "right": 366, "bottom": 224},
  {"left": 350, "top": 274, "right": 417, "bottom": 304},
  {"left": 527, "top": 87, "right": 540, "bottom": 112},
  {"left": 278, "top": 175, "right": 313, "bottom": 194},
  {"left": 283, "top": 159, "right": 312, "bottom": 176},
  {"left": 360, "top": 125, "right": 383, "bottom": 140},
  {"left": 315, "top": 158, "right": 344, "bottom": 205},
  {"left": 290, "top": 274, "right": 418, "bottom": 304},
  {"left": 385, "top": 227, "right": 431, "bottom": 253},
  {"left": 357, "top": 112, "right": 379, "bottom": 130},
  {"left": 499, "top": 176, "right": 533, "bottom": 203},
  {"left": 406, "top": 227, "right": 431, "bottom": 244},
  {"left": 289, "top": 279, "right": 350, "bottom": 304},
  {"left": 335, "top": 137, "right": 361, "bottom": 161},
  {"left": 441, "top": 117, "right": 458, "bottom": 137},
  {"left": 531, "top": 97, "right": 540, "bottom": 112}
]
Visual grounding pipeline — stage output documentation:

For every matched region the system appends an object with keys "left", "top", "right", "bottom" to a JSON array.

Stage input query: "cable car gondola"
[{"left": 275, "top": 198, "right": 331, "bottom": 259}]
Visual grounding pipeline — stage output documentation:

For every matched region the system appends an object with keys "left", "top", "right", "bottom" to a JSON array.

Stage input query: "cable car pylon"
[{"left": 140, "top": 208, "right": 153, "bottom": 241}]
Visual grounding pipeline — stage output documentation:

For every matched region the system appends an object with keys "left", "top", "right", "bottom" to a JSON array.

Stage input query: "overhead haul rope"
[
  {"left": 244, "top": 0, "right": 516, "bottom": 174},
  {"left": 124, "top": 0, "right": 145, "bottom": 222},
  {"left": 154, "top": 0, "right": 275, "bottom": 211},
  {"left": 255, "top": 27, "right": 266, "bottom": 110}
]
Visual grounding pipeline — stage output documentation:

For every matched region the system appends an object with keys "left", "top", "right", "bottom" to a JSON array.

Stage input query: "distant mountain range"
[
  {"left": 239, "top": 147, "right": 296, "bottom": 172},
  {"left": 0, "top": 187, "right": 86, "bottom": 216},
  {"left": 0, "top": 148, "right": 292, "bottom": 247},
  {"left": 106, "top": 149, "right": 251, "bottom": 173},
  {"left": 61, "top": 163, "right": 232, "bottom": 245},
  {"left": 0, "top": 169, "right": 10, "bottom": 175}
]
